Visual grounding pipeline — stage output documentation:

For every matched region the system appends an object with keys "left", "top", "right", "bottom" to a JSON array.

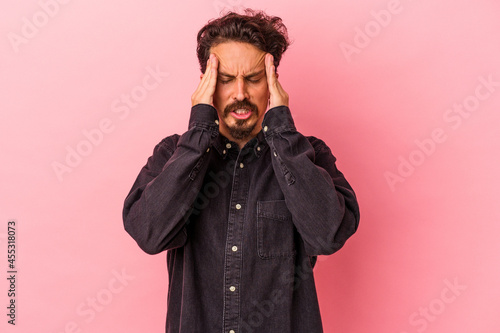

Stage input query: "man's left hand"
[{"left": 265, "top": 53, "right": 289, "bottom": 109}]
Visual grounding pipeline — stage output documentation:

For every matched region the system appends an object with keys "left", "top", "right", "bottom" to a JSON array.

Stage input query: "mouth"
[{"left": 230, "top": 108, "right": 252, "bottom": 120}]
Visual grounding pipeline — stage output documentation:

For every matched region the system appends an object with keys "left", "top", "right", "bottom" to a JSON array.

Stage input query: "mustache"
[{"left": 223, "top": 100, "right": 258, "bottom": 116}]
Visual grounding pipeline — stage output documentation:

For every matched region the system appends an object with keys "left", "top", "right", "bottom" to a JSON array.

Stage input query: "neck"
[{"left": 219, "top": 127, "right": 258, "bottom": 150}]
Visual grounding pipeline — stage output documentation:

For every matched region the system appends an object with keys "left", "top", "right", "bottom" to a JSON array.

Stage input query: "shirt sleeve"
[
  {"left": 261, "top": 105, "right": 360, "bottom": 256},
  {"left": 122, "top": 104, "right": 219, "bottom": 254}
]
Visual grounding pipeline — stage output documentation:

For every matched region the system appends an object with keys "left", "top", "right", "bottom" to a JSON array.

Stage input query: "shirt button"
[
  {"left": 235, "top": 204, "right": 241, "bottom": 210},
  {"left": 263, "top": 126, "right": 268, "bottom": 132},
  {"left": 223, "top": 149, "right": 226, "bottom": 154},
  {"left": 256, "top": 146, "right": 261, "bottom": 151},
  {"left": 239, "top": 163, "right": 244, "bottom": 168},
  {"left": 274, "top": 151, "right": 278, "bottom": 157},
  {"left": 215, "top": 120, "right": 219, "bottom": 125},
  {"left": 226, "top": 143, "right": 232, "bottom": 149},
  {"left": 206, "top": 148, "right": 210, "bottom": 153},
  {"left": 232, "top": 246, "right": 238, "bottom": 252},
  {"left": 229, "top": 330, "right": 235, "bottom": 333},
  {"left": 229, "top": 286, "right": 236, "bottom": 292}
]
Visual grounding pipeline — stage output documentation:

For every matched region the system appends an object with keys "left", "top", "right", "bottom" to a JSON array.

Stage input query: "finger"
[
  {"left": 204, "top": 55, "right": 214, "bottom": 80},
  {"left": 265, "top": 54, "right": 276, "bottom": 106},
  {"left": 265, "top": 54, "right": 289, "bottom": 108},
  {"left": 193, "top": 55, "right": 218, "bottom": 106},
  {"left": 199, "top": 55, "right": 217, "bottom": 99},
  {"left": 192, "top": 55, "right": 214, "bottom": 105},
  {"left": 208, "top": 55, "right": 218, "bottom": 91},
  {"left": 198, "top": 55, "right": 214, "bottom": 91},
  {"left": 266, "top": 54, "right": 279, "bottom": 101},
  {"left": 267, "top": 55, "right": 281, "bottom": 93},
  {"left": 265, "top": 54, "right": 275, "bottom": 87}
]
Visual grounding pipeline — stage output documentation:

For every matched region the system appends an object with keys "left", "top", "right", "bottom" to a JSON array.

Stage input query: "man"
[{"left": 123, "top": 9, "right": 360, "bottom": 333}]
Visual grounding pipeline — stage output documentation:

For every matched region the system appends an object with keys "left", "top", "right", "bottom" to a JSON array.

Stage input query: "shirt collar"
[{"left": 213, "top": 130, "right": 267, "bottom": 160}]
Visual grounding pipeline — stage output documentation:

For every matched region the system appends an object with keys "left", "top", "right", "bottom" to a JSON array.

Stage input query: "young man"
[{"left": 123, "top": 9, "right": 360, "bottom": 333}]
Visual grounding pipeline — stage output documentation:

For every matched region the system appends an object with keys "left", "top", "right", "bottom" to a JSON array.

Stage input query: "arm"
[
  {"left": 123, "top": 105, "right": 219, "bottom": 254},
  {"left": 262, "top": 106, "right": 360, "bottom": 256},
  {"left": 263, "top": 54, "right": 360, "bottom": 256},
  {"left": 123, "top": 54, "right": 220, "bottom": 254}
]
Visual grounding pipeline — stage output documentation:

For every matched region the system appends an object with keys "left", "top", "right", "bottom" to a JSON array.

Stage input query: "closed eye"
[
  {"left": 219, "top": 77, "right": 233, "bottom": 84},
  {"left": 218, "top": 76, "right": 262, "bottom": 84},
  {"left": 247, "top": 78, "right": 261, "bottom": 84}
]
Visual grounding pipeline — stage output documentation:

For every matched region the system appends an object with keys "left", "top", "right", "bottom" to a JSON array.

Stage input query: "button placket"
[{"left": 222, "top": 153, "right": 248, "bottom": 332}]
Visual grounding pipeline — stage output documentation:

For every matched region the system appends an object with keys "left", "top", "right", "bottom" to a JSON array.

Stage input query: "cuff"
[
  {"left": 189, "top": 104, "right": 219, "bottom": 132},
  {"left": 262, "top": 105, "right": 296, "bottom": 136}
]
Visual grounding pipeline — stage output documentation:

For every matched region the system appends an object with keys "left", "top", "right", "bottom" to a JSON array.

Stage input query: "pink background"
[{"left": 1, "top": 0, "right": 499, "bottom": 332}]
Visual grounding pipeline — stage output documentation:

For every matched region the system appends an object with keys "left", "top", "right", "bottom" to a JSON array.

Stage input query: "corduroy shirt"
[{"left": 123, "top": 104, "right": 360, "bottom": 333}]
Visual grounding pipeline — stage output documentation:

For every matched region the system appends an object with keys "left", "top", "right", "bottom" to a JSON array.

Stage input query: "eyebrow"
[{"left": 218, "top": 70, "right": 265, "bottom": 79}]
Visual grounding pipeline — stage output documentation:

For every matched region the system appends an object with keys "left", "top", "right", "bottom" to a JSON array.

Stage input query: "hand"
[
  {"left": 191, "top": 54, "right": 218, "bottom": 106},
  {"left": 265, "top": 53, "right": 289, "bottom": 109}
]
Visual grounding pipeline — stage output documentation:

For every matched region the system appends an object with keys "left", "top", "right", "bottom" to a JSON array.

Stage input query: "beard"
[{"left": 221, "top": 99, "right": 259, "bottom": 140}]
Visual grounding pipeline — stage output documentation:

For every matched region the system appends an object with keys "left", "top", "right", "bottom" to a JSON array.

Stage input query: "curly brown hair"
[{"left": 196, "top": 8, "right": 291, "bottom": 74}]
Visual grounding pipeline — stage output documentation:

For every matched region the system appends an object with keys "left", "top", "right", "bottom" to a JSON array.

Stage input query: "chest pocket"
[{"left": 257, "top": 200, "right": 296, "bottom": 259}]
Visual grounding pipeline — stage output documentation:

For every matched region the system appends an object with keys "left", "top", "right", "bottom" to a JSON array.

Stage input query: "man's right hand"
[{"left": 191, "top": 54, "right": 218, "bottom": 107}]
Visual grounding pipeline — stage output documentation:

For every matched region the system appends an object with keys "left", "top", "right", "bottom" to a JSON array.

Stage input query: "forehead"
[{"left": 210, "top": 41, "right": 266, "bottom": 75}]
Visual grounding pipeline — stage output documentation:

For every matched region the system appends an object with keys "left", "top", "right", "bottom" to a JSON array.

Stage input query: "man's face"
[{"left": 210, "top": 42, "right": 269, "bottom": 143}]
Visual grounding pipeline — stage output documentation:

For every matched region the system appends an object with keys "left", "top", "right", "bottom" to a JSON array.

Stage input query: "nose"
[{"left": 233, "top": 78, "right": 249, "bottom": 101}]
